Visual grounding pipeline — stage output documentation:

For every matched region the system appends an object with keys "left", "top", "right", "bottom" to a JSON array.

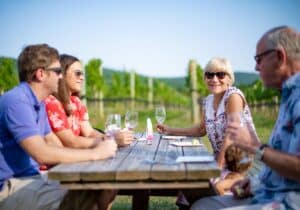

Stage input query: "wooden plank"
[
  {"left": 48, "top": 140, "right": 139, "bottom": 182},
  {"left": 59, "top": 181, "right": 209, "bottom": 190},
  {"left": 80, "top": 141, "right": 138, "bottom": 181},
  {"left": 115, "top": 133, "right": 161, "bottom": 181},
  {"left": 151, "top": 138, "right": 186, "bottom": 180},
  {"left": 182, "top": 137, "right": 220, "bottom": 180},
  {"left": 48, "top": 161, "right": 91, "bottom": 182}
]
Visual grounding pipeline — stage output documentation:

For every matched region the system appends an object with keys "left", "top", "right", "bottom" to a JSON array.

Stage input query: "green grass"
[{"left": 87, "top": 103, "right": 278, "bottom": 209}]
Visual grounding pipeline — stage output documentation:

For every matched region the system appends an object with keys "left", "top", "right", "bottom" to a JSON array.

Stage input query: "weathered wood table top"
[{"left": 48, "top": 133, "right": 220, "bottom": 190}]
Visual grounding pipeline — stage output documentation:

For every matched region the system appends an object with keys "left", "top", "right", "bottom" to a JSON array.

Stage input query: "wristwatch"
[{"left": 254, "top": 144, "right": 269, "bottom": 161}]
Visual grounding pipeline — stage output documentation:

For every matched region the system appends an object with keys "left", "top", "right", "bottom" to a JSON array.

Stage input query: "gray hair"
[
  {"left": 204, "top": 57, "right": 235, "bottom": 85},
  {"left": 264, "top": 26, "right": 300, "bottom": 60}
]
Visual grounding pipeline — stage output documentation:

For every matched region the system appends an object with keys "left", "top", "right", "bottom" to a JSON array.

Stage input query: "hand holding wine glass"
[
  {"left": 226, "top": 112, "right": 258, "bottom": 165},
  {"left": 155, "top": 105, "right": 166, "bottom": 125},
  {"left": 226, "top": 112, "right": 260, "bottom": 147}
]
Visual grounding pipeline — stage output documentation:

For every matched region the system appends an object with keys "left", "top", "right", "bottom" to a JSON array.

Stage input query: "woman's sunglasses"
[
  {"left": 74, "top": 70, "right": 85, "bottom": 77},
  {"left": 204, "top": 72, "right": 227, "bottom": 79}
]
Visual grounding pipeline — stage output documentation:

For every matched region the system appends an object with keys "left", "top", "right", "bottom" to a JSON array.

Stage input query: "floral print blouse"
[
  {"left": 44, "top": 95, "right": 89, "bottom": 136},
  {"left": 203, "top": 86, "right": 255, "bottom": 159}
]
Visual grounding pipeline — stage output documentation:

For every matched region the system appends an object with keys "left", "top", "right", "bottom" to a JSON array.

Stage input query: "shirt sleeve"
[
  {"left": 42, "top": 104, "right": 52, "bottom": 136},
  {"left": 75, "top": 97, "right": 89, "bottom": 122},
  {"left": 290, "top": 100, "right": 300, "bottom": 156},
  {"left": 45, "top": 96, "right": 70, "bottom": 132},
  {"left": 5, "top": 100, "right": 41, "bottom": 143}
]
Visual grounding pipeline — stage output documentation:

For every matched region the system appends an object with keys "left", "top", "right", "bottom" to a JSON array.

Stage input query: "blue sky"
[{"left": 1, "top": 0, "right": 300, "bottom": 77}]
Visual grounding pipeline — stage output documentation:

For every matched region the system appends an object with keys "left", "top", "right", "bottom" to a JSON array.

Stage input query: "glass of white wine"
[
  {"left": 155, "top": 105, "right": 166, "bottom": 124},
  {"left": 105, "top": 114, "right": 121, "bottom": 136},
  {"left": 227, "top": 112, "right": 252, "bottom": 165},
  {"left": 125, "top": 111, "right": 138, "bottom": 130}
]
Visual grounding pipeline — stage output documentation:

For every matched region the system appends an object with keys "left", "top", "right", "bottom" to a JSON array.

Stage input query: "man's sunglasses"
[
  {"left": 204, "top": 72, "right": 227, "bottom": 79},
  {"left": 74, "top": 70, "right": 85, "bottom": 77},
  {"left": 254, "top": 49, "right": 277, "bottom": 65},
  {"left": 44, "top": 67, "right": 63, "bottom": 75}
]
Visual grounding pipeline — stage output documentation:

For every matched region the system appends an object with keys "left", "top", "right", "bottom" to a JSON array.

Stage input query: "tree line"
[{"left": 0, "top": 57, "right": 280, "bottom": 106}]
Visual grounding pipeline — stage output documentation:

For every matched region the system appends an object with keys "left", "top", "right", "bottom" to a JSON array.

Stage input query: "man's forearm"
[{"left": 263, "top": 147, "right": 300, "bottom": 182}]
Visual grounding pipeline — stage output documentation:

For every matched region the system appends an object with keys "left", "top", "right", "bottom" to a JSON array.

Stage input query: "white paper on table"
[
  {"left": 176, "top": 155, "right": 214, "bottom": 163},
  {"left": 170, "top": 141, "right": 204, "bottom": 147},
  {"left": 162, "top": 135, "right": 187, "bottom": 140},
  {"left": 137, "top": 137, "right": 147, "bottom": 141}
]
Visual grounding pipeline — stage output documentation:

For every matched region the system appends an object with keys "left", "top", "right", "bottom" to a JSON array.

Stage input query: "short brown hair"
[{"left": 18, "top": 44, "right": 59, "bottom": 82}]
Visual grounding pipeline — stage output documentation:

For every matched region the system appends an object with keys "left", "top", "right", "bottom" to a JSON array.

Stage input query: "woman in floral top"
[
  {"left": 157, "top": 57, "right": 257, "bottom": 198},
  {"left": 45, "top": 54, "right": 133, "bottom": 149}
]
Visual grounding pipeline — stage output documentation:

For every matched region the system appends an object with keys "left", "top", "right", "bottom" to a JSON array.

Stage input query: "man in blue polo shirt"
[{"left": 0, "top": 44, "right": 118, "bottom": 210}]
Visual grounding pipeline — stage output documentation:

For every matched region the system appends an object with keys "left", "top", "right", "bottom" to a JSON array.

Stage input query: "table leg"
[{"left": 132, "top": 190, "right": 150, "bottom": 210}]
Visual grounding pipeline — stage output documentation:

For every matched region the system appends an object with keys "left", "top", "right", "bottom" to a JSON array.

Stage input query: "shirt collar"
[
  {"left": 281, "top": 73, "right": 300, "bottom": 99},
  {"left": 20, "top": 82, "right": 42, "bottom": 111}
]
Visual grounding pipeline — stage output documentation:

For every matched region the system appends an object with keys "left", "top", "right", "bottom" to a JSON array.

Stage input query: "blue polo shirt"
[
  {"left": 253, "top": 73, "right": 300, "bottom": 205},
  {"left": 0, "top": 82, "right": 51, "bottom": 190}
]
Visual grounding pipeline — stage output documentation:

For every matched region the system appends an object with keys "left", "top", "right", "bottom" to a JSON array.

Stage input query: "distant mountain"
[
  {"left": 156, "top": 77, "right": 188, "bottom": 92},
  {"left": 0, "top": 57, "right": 258, "bottom": 92},
  {"left": 103, "top": 68, "right": 260, "bottom": 92},
  {"left": 234, "top": 72, "right": 259, "bottom": 86},
  {"left": 102, "top": 67, "right": 122, "bottom": 83}
]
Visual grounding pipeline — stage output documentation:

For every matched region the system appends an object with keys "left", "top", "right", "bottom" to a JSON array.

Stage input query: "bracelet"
[
  {"left": 259, "top": 144, "right": 269, "bottom": 150},
  {"left": 254, "top": 144, "right": 269, "bottom": 161}
]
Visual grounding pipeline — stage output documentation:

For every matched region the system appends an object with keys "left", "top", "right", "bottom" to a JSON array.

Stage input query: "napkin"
[
  {"left": 176, "top": 155, "right": 214, "bottom": 163},
  {"left": 162, "top": 135, "right": 187, "bottom": 140},
  {"left": 137, "top": 137, "right": 147, "bottom": 141},
  {"left": 170, "top": 141, "right": 204, "bottom": 147}
]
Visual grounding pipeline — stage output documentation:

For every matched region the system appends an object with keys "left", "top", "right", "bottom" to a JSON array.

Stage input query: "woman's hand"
[
  {"left": 156, "top": 124, "right": 170, "bottom": 134},
  {"left": 230, "top": 178, "right": 252, "bottom": 199},
  {"left": 114, "top": 129, "right": 134, "bottom": 147}
]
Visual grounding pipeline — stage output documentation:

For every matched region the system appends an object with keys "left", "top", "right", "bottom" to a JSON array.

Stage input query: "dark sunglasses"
[
  {"left": 74, "top": 70, "right": 85, "bottom": 77},
  {"left": 254, "top": 49, "right": 277, "bottom": 65},
  {"left": 44, "top": 67, "right": 63, "bottom": 75},
  {"left": 204, "top": 72, "right": 227, "bottom": 79}
]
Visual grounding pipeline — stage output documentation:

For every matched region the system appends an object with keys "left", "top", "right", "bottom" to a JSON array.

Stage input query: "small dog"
[{"left": 214, "top": 144, "right": 252, "bottom": 195}]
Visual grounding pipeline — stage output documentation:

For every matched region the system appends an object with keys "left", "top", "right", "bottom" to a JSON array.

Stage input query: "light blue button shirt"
[{"left": 253, "top": 73, "right": 300, "bottom": 205}]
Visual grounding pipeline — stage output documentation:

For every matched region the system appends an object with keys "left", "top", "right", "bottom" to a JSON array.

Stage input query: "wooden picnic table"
[{"left": 48, "top": 133, "right": 220, "bottom": 210}]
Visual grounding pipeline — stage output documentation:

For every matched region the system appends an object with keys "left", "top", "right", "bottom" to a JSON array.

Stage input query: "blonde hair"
[{"left": 204, "top": 57, "right": 235, "bottom": 85}]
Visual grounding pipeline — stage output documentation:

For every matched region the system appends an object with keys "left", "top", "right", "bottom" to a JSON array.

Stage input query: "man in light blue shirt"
[{"left": 191, "top": 26, "right": 300, "bottom": 210}]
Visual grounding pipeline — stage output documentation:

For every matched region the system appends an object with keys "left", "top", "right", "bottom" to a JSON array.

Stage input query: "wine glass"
[
  {"left": 105, "top": 114, "right": 121, "bottom": 136},
  {"left": 227, "top": 112, "right": 252, "bottom": 165},
  {"left": 125, "top": 111, "right": 138, "bottom": 130},
  {"left": 155, "top": 105, "right": 166, "bottom": 124}
]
